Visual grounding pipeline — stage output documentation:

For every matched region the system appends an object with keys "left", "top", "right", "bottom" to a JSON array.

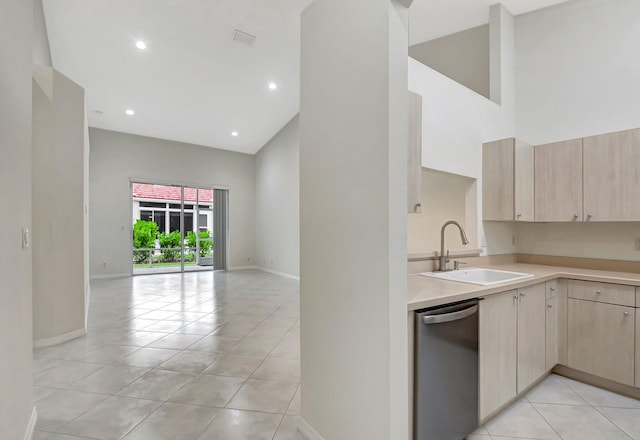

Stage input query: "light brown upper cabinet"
[
  {"left": 534, "top": 139, "right": 583, "bottom": 222},
  {"left": 408, "top": 91, "right": 422, "bottom": 214},
  {"left": 583, "top": 128, "right": 640, "bottom": 221},
  {"left": 483, "top": 138, "right": 534, "bottom": 221}
]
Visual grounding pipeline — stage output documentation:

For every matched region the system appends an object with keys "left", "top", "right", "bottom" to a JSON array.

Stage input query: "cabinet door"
[
  {"left": 483, "top": 139, "right": 514, "bottom": 221},
  {"left": 568, "top": 299, "right": 635, "bottom": 386},
  {"left": 545, "top": 296, "right": 558, "bottom": 371},
  {"left": 514, "top": 140, "right": 534, "bottom": 222},
  {"left": 636, "top": 310, "right": 640, "bottom": 387},
  {"left": 517, "top": 283, "right": 547, "bottom": 393},
  {"left": 479, "top": 290, "right": 517, "bottom": 420},
  {"left": 535, "top": 139, "right": 583, "bottom": 222},
  {"left": 583, "top": 128, "right": 640, "bottom": 221},
  {"left": 408, "top": 92, "right": 422, "bottom": 213}
]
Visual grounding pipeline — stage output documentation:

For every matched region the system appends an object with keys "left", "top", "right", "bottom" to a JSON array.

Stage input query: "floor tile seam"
[
  {"left": 591, "top": 406, "right": 636, "bottom": 440},
  {"left": 223, "top": 401, "right": 291, "bottom": 416},
  {"left": 281, "top": 383, "right": 301, "bottom": 417},
  {"left": 527, "top": 401, "right": 565, "bottom": 440},
  {"left": 551, "top": 376, "right": 592, "bottom": 407},
  {"left": 270, "top": 412, "right": 290, "bottom": 440},
  {"left": 525, "top": 400, "right": 592, "bottom": 407}
]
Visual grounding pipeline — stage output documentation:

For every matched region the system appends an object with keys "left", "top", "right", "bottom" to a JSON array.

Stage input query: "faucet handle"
[{"left": 453, "top": 260, "right": 467, "bottom": 270}]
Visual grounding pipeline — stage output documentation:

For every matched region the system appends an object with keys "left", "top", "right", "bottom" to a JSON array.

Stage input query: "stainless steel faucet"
[{"left": 438, "top": 220, "right": 469, "bottom": 272}]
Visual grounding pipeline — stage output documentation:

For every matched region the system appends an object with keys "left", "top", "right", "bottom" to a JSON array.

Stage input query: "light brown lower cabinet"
[
  {"left": 479, "top": 283, "right": 546, "bottom": 420},
  {"left": 517, "top": 283, "right": 547, "bottom": 393},
  {"left": 568, "top": 298, "right": 635, "bottom": 386},
  {"left": 479, "top": 290, "right": 517, "bottom": 420},
  {"left": 545, "top": 296, "right": 558, "bottom": 370},
  {"left": 636, "top": 310, "right": 640, "bottom": 388}
]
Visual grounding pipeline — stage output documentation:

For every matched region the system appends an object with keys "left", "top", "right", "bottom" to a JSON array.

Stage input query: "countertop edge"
[{"left": 407, "top": 266, "right": 640, "bottom": 311}]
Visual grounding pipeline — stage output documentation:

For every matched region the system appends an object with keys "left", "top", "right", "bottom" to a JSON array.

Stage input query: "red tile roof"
[{"left": 132, "top": 183, "right": 213, "bottom": 203}]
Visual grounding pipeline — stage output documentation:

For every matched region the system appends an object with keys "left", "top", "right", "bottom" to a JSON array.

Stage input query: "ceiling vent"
[{"left": 233, "top": 29, "right": 256, "bottom": 46}]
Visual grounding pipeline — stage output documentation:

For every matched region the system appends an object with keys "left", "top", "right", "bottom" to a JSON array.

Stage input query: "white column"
[{"left": 299, "top": 1, "right": 409, "bottom": 438}]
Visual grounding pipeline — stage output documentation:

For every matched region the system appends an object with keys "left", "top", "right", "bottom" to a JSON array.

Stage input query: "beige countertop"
[{"left": 408, "top": 263, "right": 640, "bottom": 311}]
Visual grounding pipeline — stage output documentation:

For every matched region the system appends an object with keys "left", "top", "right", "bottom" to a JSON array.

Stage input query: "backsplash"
[{"left": 515, "top": 222, "right": 640, "bottom": 262}]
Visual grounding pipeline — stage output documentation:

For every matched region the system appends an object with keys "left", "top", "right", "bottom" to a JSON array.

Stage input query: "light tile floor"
[
  {"left": 33, "top": 270, "right": 302, "bottom": 440},
  {"left": 33, "top": 270, "right": 640, "bottom": 440},
  {"left": 471, "top": 374, "right": 640, "bottom": 440}
]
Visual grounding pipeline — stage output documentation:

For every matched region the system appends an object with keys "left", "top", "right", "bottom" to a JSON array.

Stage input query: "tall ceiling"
[
  {"left": 409, "top": 0, "right": 571, "bottom": 45},
  {"left": 43, "top": 0, "right": 571, "bottom": 155},
  {"left": 43, "top": 0, "right": 312, "bottom": 155}
]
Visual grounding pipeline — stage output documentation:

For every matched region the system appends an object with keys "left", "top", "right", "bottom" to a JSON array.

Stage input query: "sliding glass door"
[{"left": 131, "top": 181, "right": 227, "bottom": 275}]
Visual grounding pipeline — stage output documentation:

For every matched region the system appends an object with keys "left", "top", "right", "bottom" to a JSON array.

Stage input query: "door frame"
[{"left": 129, "top": 177, "right": 230, "bottom": 276}]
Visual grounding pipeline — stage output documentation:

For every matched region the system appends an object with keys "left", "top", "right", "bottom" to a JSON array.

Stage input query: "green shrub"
[
  {"left": 186, "top": 230, "right": 213, "bottom": 257},
  {"left": 133, "top": 220, "right": 158, "bottom": 263},
  {"left": 158, "top": 231, "right": 182, "bottom": 262}
]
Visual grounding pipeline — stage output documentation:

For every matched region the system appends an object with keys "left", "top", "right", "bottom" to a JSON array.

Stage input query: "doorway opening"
[{"left": 131, "top": 181, "right": 228, "bottom": 275}]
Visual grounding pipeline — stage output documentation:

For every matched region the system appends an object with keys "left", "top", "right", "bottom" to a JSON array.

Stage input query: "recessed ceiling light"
[
  {"left": 135, "top": 41, "right": 147, "bottom": 50},
  {"left": 268, "top": 82, "right": 277, "bottom": 90},
  {"left": 231, "top": 131, "right": 239, "bottom": 137},
  {"left": 125, "top": 109, "right": 135, "bottom": 116}
]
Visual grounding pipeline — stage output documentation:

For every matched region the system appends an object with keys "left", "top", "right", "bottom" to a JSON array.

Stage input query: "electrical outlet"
[{"left": 635, "top": 238, "right": 640, "bottom": 251}]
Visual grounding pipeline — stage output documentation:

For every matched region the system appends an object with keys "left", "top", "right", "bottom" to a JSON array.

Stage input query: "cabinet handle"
[
  {"left": 587, "top": 213, "right": 592, "bottom": 218},
  {"left": 519, "top": 292, "right": 526, "bottom": 298},
  {"left": 596, "top": 290, "right": 602, "bottom": 294},
  {"left": 573, "top": 214, "right": 579, "bottom": 219},
  {"left": 550, "top": 287, "right": 555, "bottom": 292},
  {"left": 547, "top": 304, "right": 553, "bottom": 309},
  {"left": 517, "top": 213, "right": 522, "bottom": 219},
  {"left": 624, "top": 311, "right": 630, "bottom": 317},
  {"left": 513, "top": 295, "right": 518, "bottom": 300}
]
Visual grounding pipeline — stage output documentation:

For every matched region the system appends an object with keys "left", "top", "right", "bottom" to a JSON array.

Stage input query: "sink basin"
[{"left": 419, "top": 268, "right": 534, "bottom": 286}]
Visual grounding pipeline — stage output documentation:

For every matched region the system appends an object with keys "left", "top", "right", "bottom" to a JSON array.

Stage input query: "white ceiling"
[
  {"left": 43, "top": 0, "right": 570, "bottom": 155},
  {"left": 43, "top": 0, "right": 312, "bottom": 155},
  {"left": 409, "top": 0, "right": 572, "bottom": 45}
]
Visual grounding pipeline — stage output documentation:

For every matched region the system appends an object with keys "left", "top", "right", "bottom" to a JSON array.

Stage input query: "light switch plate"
[{"left": 22, "top": 228, "right": 30, "bottom": 249}]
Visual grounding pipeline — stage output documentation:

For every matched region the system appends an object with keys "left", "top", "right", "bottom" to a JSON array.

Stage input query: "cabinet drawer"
[{"left": 567, "top": 280, "right": 635, "bottom": 307}]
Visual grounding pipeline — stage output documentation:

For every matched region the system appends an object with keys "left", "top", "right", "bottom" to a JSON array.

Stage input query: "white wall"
[
  {"left": 89, "top": 128, "right": 256, "bottom": 277},
  {"left": 407, "top": 169, "right": 477, "bottom": 253},
  {"left": 255, "top": 115, "right": 300, "bottom": 278},
  {"left": 409, "top": 25, "right": 490, "bottom": 98},
  {"left": 300, "top": 0, "right": 408, "bottom": 438},
  {"left": 0, "top": 0, "right": 35, "bottom": 437},
  {"left": 32, "top": 67, "right": 86, "bottom": 342},
  {"left": 33, "top": 0, "right": 52, "bottom": 66},
  {"left": 408, "top": 5, "right": 515, "bottom": 255},
  {"left": 515, "top": 0, "right": 640, "bottom": 145}
]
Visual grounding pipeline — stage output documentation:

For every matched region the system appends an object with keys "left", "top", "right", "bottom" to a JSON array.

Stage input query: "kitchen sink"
[{"left": 419, "top": 267, "right": 534, "bottom": 286}]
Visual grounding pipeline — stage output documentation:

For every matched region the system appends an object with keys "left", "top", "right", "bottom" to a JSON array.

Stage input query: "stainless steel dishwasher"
[{"left": 414, "top": 299, "right": 479, "bottom": 440}]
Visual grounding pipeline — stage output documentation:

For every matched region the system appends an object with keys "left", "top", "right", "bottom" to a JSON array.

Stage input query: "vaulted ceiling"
[{"left": 43, "top": 0, "right": 571, "bottom": 154}]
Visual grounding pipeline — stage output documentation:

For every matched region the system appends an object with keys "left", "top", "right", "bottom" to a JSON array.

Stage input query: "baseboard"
[
  {"left": 34, "top": 328, "right": 86, "bottom": 348},
  {"left": 553, "top": 365, "right": 640, "bottom": 400},
  {"left": 257, "top": 267, "right": 300, "bottom": 281},
  {"left": 227, "top": 265, "right": 258, "bottom": 271},
  {"left": 90, "top": 272, "right": 130, "bottom": 280},
  {"left": 298, "top": 417, "right": 325, "bottom": 440},
  {"left": 24, "top": 406, "right": 37, "bottom": 440}
]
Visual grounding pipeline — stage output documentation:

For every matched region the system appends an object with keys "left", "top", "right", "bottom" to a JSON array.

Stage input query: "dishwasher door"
[{"left": 414, "top": 299, "right": 479, "bottom": 440}]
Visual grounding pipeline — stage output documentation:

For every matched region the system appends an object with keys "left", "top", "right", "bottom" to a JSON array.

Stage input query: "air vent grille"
[{"left": 233, "top": 29, "right": 256, "bottom": 46}]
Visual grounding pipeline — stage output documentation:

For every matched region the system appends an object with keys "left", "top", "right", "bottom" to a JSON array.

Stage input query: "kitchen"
[{"left": 300, "top": 0, "right": 640, "bottom": 438}]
